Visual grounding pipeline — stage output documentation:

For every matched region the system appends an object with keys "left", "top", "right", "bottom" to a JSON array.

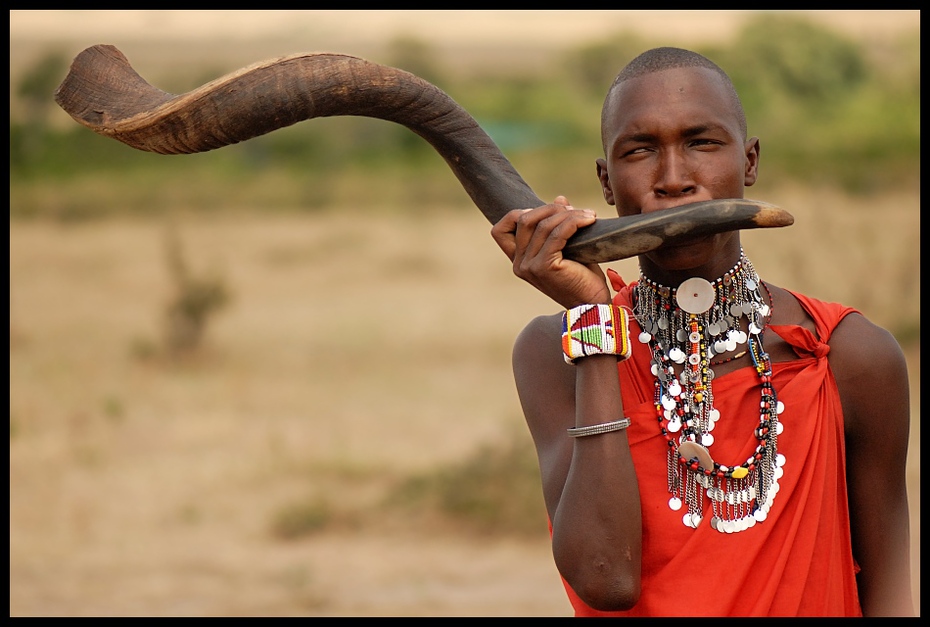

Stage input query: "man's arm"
[
  {"left": 492, "top": 199, "right": 643, "bottom": 610},
  {"left": 513, "top": 314, "right": 642, "bottom": 611},
  {"left": 829, "top": 313, "right": 914, "bottom": 616}
]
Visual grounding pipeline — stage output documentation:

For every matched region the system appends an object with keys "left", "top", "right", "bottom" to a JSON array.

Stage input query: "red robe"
[{"left": 559, "top": 280, "right": 862, "bottom": 617}]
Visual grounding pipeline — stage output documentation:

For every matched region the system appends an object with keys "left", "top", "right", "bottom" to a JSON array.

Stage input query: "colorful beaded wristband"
[
  {"left": 567, "top": 418, "right": 632, "bottom": 437},
  {"left": 561, "top": 303, "right": 632, "bottom": 364}
]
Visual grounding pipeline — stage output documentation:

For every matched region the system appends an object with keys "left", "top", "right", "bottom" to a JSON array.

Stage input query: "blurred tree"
[
  {"left": 384, "top": 35, "right": 448, "bottom": 88},
  {"left": 16, "top": 50, "right": 68, "bottom": 126},
  {"left": 724, "top": 14, "right": 868, "bottom": 110},
  {"left": 561, "top": 31, "right": 648, "bottom": 97},
  {"left": 12, "top": 50, "right": 69, "bottom": 169}
]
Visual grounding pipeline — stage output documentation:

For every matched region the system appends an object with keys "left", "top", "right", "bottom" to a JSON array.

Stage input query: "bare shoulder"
[
  {"left": 514, "top": 312, "right": 563, "bottom": 361},
  {"left": 765, "top": 281, "right": 909, "bottom": 436},
  {"left": 828, "top": 311, "right": 907, "bottom": 381},
  {"left": 828, "top": 311, "right": 909, "bottom": 439},
  {"left": 513, "top": 312, "right": 575, "bottom": 407}
]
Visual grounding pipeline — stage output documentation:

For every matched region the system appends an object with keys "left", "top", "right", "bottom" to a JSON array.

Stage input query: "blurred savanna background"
[{"left": 9, "top": 10, "right": 920, "bottom": 616}]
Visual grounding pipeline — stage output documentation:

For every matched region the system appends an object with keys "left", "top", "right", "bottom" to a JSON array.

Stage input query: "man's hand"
[{"left": 491, "top": 196, "right": 611, "bottom": 308}]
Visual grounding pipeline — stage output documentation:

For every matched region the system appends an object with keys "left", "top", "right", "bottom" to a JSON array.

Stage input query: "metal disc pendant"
[
  {"left": 677, "top": 441, "right": 714, "bottom": 469},
  {"left": 676, "top": 278, "right": 715, "bottom": 314}
]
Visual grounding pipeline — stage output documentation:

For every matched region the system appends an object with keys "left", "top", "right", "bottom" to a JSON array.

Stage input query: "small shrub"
[
  {"left": 270, "top": 498, "right": 334, "bottom": 540},
  {"left": 162, "top": 224, "right": 231, "bottom": 356},
  {"left": 387, "top": 430, "right": 547, "bottom": 536}
]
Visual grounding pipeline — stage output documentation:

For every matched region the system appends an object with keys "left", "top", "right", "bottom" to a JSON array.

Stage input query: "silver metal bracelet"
[{"left": 566, "top": 417, "right": 632, "bottom": 437}]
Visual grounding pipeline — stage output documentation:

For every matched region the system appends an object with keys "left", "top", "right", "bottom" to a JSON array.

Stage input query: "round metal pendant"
[
  {"left": 677, "top": 441, "right": 714, "bottom": 469},
  {"left": 676, "top": 277, "right": 715, "bottom": 314}
]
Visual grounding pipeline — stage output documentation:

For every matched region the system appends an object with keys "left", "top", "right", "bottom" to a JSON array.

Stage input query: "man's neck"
[{"left": 637, "top": 235, "right": 745, "bottom": 286}]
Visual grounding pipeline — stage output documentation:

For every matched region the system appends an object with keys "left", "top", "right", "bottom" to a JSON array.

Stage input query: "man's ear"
[
  {"left": 744, "top": 137, "right": 761, "bottom": 187},
  {"left": 596, "top": 158, "right": 615, "bottom": 205}
]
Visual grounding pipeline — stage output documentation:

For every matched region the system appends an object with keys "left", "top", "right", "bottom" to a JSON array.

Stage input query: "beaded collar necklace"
[{"left": 632, "top": 251, "right": 785, "bottom": 533}]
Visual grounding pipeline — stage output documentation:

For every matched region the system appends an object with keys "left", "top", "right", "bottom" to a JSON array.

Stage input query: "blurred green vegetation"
[
  {"left": 386, "top": 430, "right": 546, "bottom": 537},
  {"left": 10, "top": 14, "right": 920, "bottom": 220}
]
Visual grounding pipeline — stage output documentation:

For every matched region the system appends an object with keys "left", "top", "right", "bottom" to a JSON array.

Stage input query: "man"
[{"left": 491, "top": 47, "right": 912, "bottom": 617}]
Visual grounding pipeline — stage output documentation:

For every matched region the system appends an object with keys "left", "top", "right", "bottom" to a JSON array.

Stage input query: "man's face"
[{"left": 596, "top": 66, "right": 759, "bottom": 271}]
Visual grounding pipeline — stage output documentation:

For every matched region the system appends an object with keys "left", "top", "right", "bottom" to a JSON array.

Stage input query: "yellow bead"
[{"left": 731, "top": 467, "right": 749, "bottom": 479}]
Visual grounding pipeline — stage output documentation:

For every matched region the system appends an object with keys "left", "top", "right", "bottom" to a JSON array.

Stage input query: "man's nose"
[{"left": 653, "top": 151, "right": 697, "bottom": 198}]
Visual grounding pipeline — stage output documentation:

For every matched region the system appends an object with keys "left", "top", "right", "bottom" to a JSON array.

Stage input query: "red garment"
[{"left": 558, "top": 282, "right": 863, "bottom": 617}]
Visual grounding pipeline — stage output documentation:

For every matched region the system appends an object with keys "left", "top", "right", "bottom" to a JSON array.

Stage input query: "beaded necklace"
[{"left": 632, "top": 251, "right": 785, "bottom": 534}]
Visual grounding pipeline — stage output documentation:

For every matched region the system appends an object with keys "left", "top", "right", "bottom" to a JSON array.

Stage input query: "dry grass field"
[
  {"left": 9, "top": 10, "right": 920, "bottom": 617},
  {"left": 9, "top": 186, "right": 920, "bottom": 616}
]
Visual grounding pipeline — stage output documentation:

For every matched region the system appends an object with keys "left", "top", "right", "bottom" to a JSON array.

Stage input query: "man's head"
[
  {"left": 600, "top": 47, "right": 748, "bottom": 152},
  {"left": 596, "top": 47, "right": 760, "bottom": 275}
]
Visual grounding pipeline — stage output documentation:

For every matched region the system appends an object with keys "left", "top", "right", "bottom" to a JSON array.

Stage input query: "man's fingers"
[
  {"left": 513, "top": 204, "right": 567, "bottom": 262},
  {"left": 490, "top": 207, "right": 535, "bottom": 260},
  {"left": 521, "top": 208, "right": 596, "bottom": 268},
  {"left": 490, "top": 198, "right": 594, "bottom": 264}
]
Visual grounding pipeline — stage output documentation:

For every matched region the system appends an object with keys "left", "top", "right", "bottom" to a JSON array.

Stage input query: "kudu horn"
[{"left": 54, "top": 44, "right": 793, "bottom": 263}]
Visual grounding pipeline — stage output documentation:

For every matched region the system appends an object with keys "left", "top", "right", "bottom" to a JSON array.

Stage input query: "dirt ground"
[
  {"left": 9, "top": 191, "right": 920, "bottom": 615},
  {"left": 9, "top": 10, "right": 920, "bottom": 616},
  {"left": 8, "top": 210, "right": 573, "bottom": 616}
]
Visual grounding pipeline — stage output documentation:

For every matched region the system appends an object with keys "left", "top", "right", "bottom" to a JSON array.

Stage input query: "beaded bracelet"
[
  {"left": 567, "top": 418, "right": 632, "bottom": 437},
  {"left": 561, "top": 303, "right": 632, "bottom": 364}
]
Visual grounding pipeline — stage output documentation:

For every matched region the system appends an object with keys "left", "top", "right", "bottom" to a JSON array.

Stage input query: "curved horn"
[{"left": 54, "top": 44, "right": 793, "bottom": 263}]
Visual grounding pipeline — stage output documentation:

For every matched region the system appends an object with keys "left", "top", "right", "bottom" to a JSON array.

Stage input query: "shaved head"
[{"left": 601, "top": 47, "right": 748, "bottom": 151}]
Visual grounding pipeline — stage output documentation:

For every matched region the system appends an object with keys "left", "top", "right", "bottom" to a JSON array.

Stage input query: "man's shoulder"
[
  {"left": 517, "top": 312, "right": 563, "bottom": 339},
  {"left": 514, "top": 312, "right": 563, "bottom": 360},
  {"left": 781, "top": 286, "right": 900, "bottom": 359},
  {"left": 830, "top": 310, "right": 904, "bottom": 368}
]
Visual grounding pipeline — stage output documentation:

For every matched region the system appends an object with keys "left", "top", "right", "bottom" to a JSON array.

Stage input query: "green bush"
[
  {"left": 10, "top": 14, "right": 920, "bottom": 219},
  {"left": 387, "top": 431, "right": 547, "bottom": 536}
]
